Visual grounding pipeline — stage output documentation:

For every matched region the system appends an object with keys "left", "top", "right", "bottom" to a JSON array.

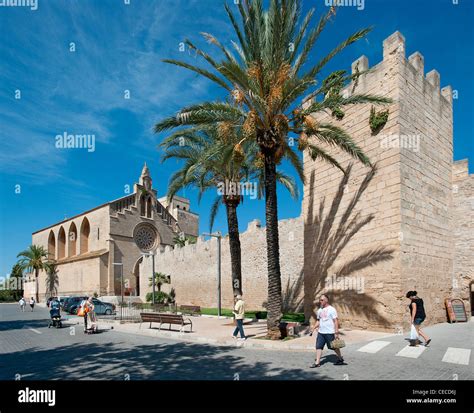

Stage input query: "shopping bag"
[
  {"left": 410, "top": 324, "right": 419, "bottom": 340},
  {"left": 330, "top": 338, "right": 346, "bottom": 349}
]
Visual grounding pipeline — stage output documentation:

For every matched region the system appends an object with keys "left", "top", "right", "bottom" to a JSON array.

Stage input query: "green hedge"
[
  {"left": 201, "top": 307, "right": 304, "bottom": 322},
  {"left": 145, "top": 291, "right": 171, "bottom": 304},
  {"left": 0, "top": 290, "right": 23, "bottom": 302}
]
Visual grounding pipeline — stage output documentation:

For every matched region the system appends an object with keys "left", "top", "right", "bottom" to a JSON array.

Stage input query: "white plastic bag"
[{"left": 410, "top": 324, "right": 419, "bottom": 340}]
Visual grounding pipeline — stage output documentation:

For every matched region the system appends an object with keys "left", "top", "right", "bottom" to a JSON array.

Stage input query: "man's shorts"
[
  {"left": 413, "top": 317, "right": 425, "bottom": 325},
  {"left": 316, "top": 333, "right": 335, "bottom": 350}
]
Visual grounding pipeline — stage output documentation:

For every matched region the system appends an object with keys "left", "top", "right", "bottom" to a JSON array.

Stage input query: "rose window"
[{"left": 133, "top": 223, "right": 158, "bottom": 252}]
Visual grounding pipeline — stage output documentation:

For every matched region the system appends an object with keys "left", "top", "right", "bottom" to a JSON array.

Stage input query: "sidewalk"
[{"left": 64, "top": 314, "right": 394, "bottom": 351}]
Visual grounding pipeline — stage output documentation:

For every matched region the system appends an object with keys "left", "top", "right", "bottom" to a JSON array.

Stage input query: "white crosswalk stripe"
[
  {"left": 28, "top": 328, "right": 42, "bottom": 335},
  {"left": 442, "top": 347, "right": 471, "bottom": 365},
  {"left": 357, "top": 340, "right": 392, "bottom": 353},
  {"left": 395, "top": 345, "right": 426, "bottom": 358}
]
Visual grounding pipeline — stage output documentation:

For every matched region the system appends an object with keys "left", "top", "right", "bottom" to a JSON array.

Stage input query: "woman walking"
[
  {"left": 29, "top": 297, "right": 35, "bottom": 312},
  {"left": 87, "top": 297, "right": 98, "bottom": 333},
  {"left": 406, "top": 291, "right": 431, "bottom": 346}
]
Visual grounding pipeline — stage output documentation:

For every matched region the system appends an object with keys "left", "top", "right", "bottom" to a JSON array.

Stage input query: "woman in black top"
[{"left": 406, "top": 291, "right": 431, "bottom": 346}]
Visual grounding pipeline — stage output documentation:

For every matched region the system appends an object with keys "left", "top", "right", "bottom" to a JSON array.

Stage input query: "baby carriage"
[{"left": 48, "top": 301, "right": 62, "bottom": 328}]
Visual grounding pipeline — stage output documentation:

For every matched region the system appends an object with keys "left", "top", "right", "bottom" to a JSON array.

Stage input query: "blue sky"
[{"left": 0, "top": 0, "right": 472, "bottom": 277}]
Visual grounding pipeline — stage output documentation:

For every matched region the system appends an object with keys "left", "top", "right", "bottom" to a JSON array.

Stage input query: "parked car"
[
  {"left": 64, "top": 296, "right": 88, "bottom": 314},
  {"left": 58, "top": 296, "right": 70, "bottom": 308},
  {"left": 91, "top": 298, "right": 115, "bottom": 315}
]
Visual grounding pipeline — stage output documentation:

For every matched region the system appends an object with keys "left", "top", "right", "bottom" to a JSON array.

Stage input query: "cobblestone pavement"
[{"left": 0, "top": 304, "right": 472, "bottom": 380}]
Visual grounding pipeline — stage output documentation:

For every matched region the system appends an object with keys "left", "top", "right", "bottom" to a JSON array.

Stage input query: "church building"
[{"left": 25, "top": 164, "right": 199, "bottom": 301}]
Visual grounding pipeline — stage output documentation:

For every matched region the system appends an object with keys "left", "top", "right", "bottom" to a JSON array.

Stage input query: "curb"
[{"left": 100, "top": 318, "right": 315, "bottom": 352}]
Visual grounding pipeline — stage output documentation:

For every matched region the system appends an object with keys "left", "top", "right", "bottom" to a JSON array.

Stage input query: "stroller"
[{"left": 48, "top": 301, "right": 62, "bottom": 328}]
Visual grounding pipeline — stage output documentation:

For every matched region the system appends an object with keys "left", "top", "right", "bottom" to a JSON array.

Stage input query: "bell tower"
[{"left": 139, "top": 162, "right": 153, "bottom": 191}]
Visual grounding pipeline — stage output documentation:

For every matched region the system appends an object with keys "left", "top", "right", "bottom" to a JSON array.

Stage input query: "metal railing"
[{"left": 96, "top": 302, "right": 178, "bottom": 322}]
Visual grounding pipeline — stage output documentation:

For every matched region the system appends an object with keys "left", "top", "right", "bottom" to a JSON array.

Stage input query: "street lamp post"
[
  {"left": 113, "top": 262, "right": 124, "bottom": 321},
  {"left": 142, "top": 251, "right": 156, "bottom": 306},
  {"left": 203, "top": 232, "right": 222, "bottom": 317}
]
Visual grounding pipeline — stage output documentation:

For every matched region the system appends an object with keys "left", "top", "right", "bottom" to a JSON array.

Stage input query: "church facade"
[{"left": 25, "top": 164, "right": 198, "bottom": 301}]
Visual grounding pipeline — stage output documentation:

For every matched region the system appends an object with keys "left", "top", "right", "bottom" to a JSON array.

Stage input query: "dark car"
[
  {"left": 64, "top": 296, "right": 88, "bottom": 314},
  {"left": 91, "top": 298, "right": 115, "bottom": 315},
  {"left": 58, "top": 296, "right": 70, "bottom": 308}
]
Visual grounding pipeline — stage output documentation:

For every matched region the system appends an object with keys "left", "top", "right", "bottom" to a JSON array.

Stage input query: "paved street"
[{"left": 0, "top": 303, "right": 472, "bottom": 381}]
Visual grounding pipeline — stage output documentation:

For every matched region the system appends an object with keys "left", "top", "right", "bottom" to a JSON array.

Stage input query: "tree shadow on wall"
[
  {"left": 282, "top": 270, "right": 304, "bottom": 313},
  {"left": 305, "top": 164, "right": 395, "bottom": 327}
]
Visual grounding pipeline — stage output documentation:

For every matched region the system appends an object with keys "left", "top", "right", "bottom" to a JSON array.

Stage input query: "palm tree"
[
  {"left": 154, "top": 1, "right": 390, "bottom": 338},
  {"left": 45, "top": 261, "right": 59, "bottom": 298},
  {"left": 9, "top": 263, "right": 23, "bottom": 291},
  {"left": 173, "top": 234, "right": 197, "bottom": 248},
  {"left": 148, "top": 272, "right": 170, "bottom": 293},
  {"left": 17, "top": 245, "right": 49, "bottom": 303},
  {"left": 160, "top": 125, "right": 299, "bottom": 296}
]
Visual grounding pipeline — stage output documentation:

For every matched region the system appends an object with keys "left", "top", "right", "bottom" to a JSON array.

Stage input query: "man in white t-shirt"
[{"left": 309, "top": 294, "right": 345, "bottom": 368}]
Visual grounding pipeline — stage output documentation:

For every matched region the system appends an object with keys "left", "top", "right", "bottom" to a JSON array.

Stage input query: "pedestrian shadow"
[
  {"left": 320, "top": 354, "right": 346, "bottom": 366},
  {"left": 0, "top": 340, "right": 329, "bottom": 381}
]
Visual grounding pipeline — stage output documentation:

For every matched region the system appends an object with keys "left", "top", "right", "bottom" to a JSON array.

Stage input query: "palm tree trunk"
[
  {"left": 264, "top": 155, "right": 283, "bottom": 339},
  {"left": 35, "top": 268, "right": 39, "bottom": 303},
  {"left": 225, "top": 200, "right": 242, "bottom": 296}
]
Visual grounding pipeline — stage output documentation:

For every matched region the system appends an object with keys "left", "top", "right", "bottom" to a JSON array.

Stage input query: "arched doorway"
[{"left": 133, "top": 257, "right": 143, "bottom": 296}]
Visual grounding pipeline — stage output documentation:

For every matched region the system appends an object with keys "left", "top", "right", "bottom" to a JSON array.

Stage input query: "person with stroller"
[{"left": 48, "top": 298, "right": 62, "bottom": 328}]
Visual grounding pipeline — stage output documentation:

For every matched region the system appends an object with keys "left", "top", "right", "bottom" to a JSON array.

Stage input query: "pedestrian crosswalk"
[
  {"left": 395, "top": 344, "right": 426, "bottom": 358},
  {"left": 441, "top": 347, "right": 471, "bottom": 365},
  {"left": 356, "top": 340, "right": 472, "bottom": 365},
  {"left": 357, "top": 340, "right": 392, "bottom": 353}
]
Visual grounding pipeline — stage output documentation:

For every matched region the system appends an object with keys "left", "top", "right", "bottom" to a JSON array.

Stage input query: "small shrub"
[
  {"left": 146, "top": 291, "right": 169, "bottom": 304},
  {"left": 369, "top": 106, "right": 389, "bottom": 133}
]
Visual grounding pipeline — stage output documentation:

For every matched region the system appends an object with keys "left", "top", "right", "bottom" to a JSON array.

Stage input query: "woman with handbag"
[
  {"left": 406, "top": 291, "right": 431, "bottom": 346},
  {"left": 78, "top": 298, "right": 90, "bottom": 333},
  {"left": 309, "top": 294, "right": 345, "bottom": 368}
]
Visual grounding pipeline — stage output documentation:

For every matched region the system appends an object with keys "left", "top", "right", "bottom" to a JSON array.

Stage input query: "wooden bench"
[
  {"left": 139, "top": 312, "right": 192, "bottom": 332},
  {"left": 179, "top": 305, "right": 201, "bottom": 316}
]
